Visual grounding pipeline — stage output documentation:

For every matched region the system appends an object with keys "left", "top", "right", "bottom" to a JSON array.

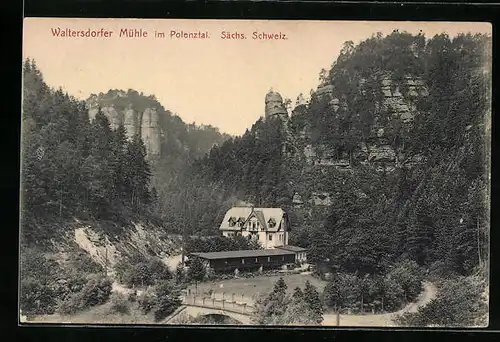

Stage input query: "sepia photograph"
[{"left": 20, "top": 18, "right": 491, "bottom": 327}]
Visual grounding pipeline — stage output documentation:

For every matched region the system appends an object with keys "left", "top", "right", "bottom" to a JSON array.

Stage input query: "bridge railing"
[
  {"left": 183, "top": 294, "right": 255, "bottom": 315},
  {"left": 185, "top": 290, "right": 260, "bottom": 305}
]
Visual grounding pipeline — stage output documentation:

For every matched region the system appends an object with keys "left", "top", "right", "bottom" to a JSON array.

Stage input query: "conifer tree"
[{"left": 303, "top": 281, "right": 323, "bottom": 323}]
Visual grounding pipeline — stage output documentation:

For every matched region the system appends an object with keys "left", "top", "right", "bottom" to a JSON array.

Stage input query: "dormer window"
[{"left": 228, "top": 217, "right": 237, "bottom": 227}]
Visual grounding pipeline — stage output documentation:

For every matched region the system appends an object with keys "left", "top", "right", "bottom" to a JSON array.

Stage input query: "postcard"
[{"left": 20, "top": 18, "right": 491, "bottom": 327}]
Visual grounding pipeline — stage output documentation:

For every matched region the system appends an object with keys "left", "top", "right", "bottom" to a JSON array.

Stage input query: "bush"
[
  {"left": 79, "top": 275, "right": 112, "bottom": 308},
  {"left": 69, "top": 250, "right": 103, "bottom": 274},
  {"left": 50, "top": 272, "right": 87, "bottom": 301},
  {"left": 128, "top": 290, "right": 138, "bottom": 302},
  {"left": 115, "top": 256, "right": 171, "bottom": 287},
  {"left": 137, "top": 290, "right": 157, "bottom": 314},
  {"left": 387, "top": 259, "right": 424, "bottom": 301},
  {"left": 57, "top": 293, "right": 84, "bottom": 315},
  {"left": 56, "top": 275, "right": 113, "bottom": 315},
  {"left": 109, "top": 292, "right": 130, "bottom": 315},
  {"left": 20, "top": 277, "right": 57, "bottom": 316},
  {"left": 153, "top": 280, "right": 182, "bottom": 321}
]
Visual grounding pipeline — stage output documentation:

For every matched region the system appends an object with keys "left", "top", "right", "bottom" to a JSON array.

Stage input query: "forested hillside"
[
  {"left": 181, "top": 31, "right": 491, "bottom": 278},
  {"left": 86, "top": 89, "right": 232, "bottom": 233}
]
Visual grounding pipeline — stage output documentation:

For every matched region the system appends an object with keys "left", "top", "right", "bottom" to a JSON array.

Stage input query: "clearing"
[{"left": 189, "top": 273, "right": 327, "bottom": 301}]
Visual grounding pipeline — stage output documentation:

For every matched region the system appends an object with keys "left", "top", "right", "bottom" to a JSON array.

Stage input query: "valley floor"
[
  {"left": 188, "top": 273, "right": 328, "bottom": 301},
  {"left": 27, "top": 280, "right": 437, "bottom": 326}
]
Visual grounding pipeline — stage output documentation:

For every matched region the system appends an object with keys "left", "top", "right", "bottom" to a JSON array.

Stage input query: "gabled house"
[{"left": 219, "top": 206, "right": 290, "bottom": 249}]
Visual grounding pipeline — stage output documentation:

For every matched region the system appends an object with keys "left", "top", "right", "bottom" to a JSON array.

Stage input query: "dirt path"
[
  {"left": 322, "top": 281, "right": 437, "bottom": 327},
  {"left": 163, "top": 254, "right": 182, "bottom": 271}
]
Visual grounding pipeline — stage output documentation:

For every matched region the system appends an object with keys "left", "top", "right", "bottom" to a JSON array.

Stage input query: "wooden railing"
[{"left": 182, "top": 293, "right": 255, "bottom": 316}]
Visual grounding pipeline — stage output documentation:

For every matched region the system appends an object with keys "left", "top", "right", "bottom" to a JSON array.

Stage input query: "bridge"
[{"left": 165, "top": 294, "right": 255, "bottom": 325}]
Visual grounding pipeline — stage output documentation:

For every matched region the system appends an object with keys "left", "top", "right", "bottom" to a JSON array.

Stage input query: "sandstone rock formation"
[
  {"left": 265, "top": 89, "right": 288, "bottom": 120},
  {"left": 141, "top": 107, "right": 161, "bottom": 157},
  {"left": 87, "top": 102, "right": 162, "bottom": 159},
  {"left": 307, "top": 75, "right": 429, "bottom": 171},
  {"left": 123, "top": 105, "right": 137, "bottom": 140},
  {"left": 101, "top": 105, "right": 122, "bottom": 130},
  {"left": 309, "top": 192, "right": 333, "bottom": 206}
]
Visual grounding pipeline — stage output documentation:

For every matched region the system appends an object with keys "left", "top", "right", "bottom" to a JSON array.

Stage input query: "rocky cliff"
[
  {"left": 265, "top": 89, "right": 288, "bottom": 121},
  {"left": 302, "top": 74, "right": 429, "bottom": 172},
  {"left": 87, "top": 92, "right": 161, "bottom": 159}
]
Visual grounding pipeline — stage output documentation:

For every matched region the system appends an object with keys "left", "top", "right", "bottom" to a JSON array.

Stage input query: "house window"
[
  {"left": 242, "top": 259, "right": 245, "bottom": 264},
  {"left": 269, "top": 234, "right": 273, "bottom": 241},
  {"left": 268, "top": 218, "right": 276, "bottom": 228},
  {"left": 255, "top": 258, "right": 258, "bottom": 263},
  {"left": 282, "top": 256, "right": 285, "bottom": 261},
  {"left": 267, "top": 257, "right": 271, "bottom": 262},
  {"left": 252, "top": 222, "right": 256, "bottom": 230}
]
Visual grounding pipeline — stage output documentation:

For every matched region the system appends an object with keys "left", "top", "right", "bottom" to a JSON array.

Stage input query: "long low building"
[{"left": 189, "top": 246, "right": 307, "bottom": 273}]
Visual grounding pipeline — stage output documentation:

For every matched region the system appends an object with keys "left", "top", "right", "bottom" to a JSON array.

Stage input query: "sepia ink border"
[{"left": 10, "top": 1, "right": 500, "bottom": 341}]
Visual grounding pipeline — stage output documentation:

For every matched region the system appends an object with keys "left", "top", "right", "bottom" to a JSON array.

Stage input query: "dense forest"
[
  {"left": 20, "top": 30, "right": 491, "bottom": 326},
  {"left": 178, "top": 31, "right": 491, "bottom": 278},
  {"left": 20, "top": 60, "right": 232, "bottom": 244}
]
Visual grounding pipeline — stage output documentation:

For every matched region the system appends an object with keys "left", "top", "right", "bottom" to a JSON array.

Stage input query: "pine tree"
[
  {"left": 292, "top": 287, "right": 304, "bottom": 301},
  {"left": 303, "top": 281, "right": 323, "bottom": 323},
  {"left": 110, "top": 124, "right": 128, "bottom": 200},
  {"left": 123, "top": 135, "right": 152, "bottom": 208},
  {"left": 187, "top": 257, "right": 206, "bottom": 294}
]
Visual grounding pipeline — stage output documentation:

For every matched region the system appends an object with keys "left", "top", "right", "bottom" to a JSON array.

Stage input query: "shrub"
[
  {"left": 79, "top": 275, "right": 112, "bottom": 308},
  {"left": 69, "top": 250, "right": 103, "bottom": 274},
  {"left": 109, "top": 292, "right": 130, "bottom": 315},
  {"left": 57, "top": 292, "right": 84, "bottom": 315},
  {"left": 387, "top": 259, "right": 423, "bottom": 301},
  {"left": 175, "top": 264, "right": 186, "bottom": 284},
  {"left": 115, "top": 256, "right": 171, "bottom": 287},
  {"left": 128, "top": 290, "right": 138, "bottom": 302},
  {"left": 153, "top": 280, "right": 182, "bottom": 321},
  {"left": 137, "top": 290, "right": 157, "bottom": 314},
  {"left": 50, "top": 272, "right": 87, "bottom": 301},
  {"left": 20, "top": 277, "right": 57, "bottom": 316},
  {"left": 148, "top": 258, "right": 172, "bottom": 282}
]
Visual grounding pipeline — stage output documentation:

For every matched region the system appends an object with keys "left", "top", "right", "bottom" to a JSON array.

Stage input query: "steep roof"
[
  {"left": 220, "top": 207, "right": 286, "bottom": 232},
  {"left": 190, "top": 248, "right": 294, "bottom": 260}
]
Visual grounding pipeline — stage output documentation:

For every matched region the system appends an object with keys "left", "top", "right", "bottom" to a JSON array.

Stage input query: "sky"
[{"left": 23, "top": 18, "right": 491, "bottom": 136}]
